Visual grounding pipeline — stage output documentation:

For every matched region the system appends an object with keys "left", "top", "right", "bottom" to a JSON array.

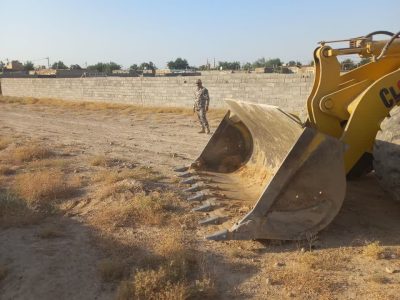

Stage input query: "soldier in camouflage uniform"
[{"left": 193, "top": 79, "right": 210, "bottom": 134}]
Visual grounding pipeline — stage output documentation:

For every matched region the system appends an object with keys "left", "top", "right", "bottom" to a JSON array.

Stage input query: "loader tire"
[{"left": 373, "top": 106, "right": 400, "bottom": 202}]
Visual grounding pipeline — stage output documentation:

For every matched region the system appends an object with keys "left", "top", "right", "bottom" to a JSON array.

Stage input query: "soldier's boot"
[
  {"left": 198, "top": 127, "right": 205, "bottom": 134},
  {"left": 206, "top": 126, "right": 210, "bottom": 134}
]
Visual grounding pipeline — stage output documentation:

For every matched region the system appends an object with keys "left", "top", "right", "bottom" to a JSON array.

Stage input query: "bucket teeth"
[
  {"left": 181, "top": 176, "right": 200, "bottom": 185},
  {"left": 183, "top": 182, "right": 205, "bottom": 193},
  {"left": 174, "top": 166, "right": 189, "bottom": 172},
  {"left": 177, "top": 171, "right": 193, "bottom": 178},
  {"left": 199, "top": 215, "right": 222, "bottom": 226},
  {"left": 205, "top": 229, "right": 230, "bottom": 240},
  {"left": 187, "top": 190, "right": 211, "bottom": 202},
  {"left": 191, "top": 199, "right": 216, "bottom": 212}
]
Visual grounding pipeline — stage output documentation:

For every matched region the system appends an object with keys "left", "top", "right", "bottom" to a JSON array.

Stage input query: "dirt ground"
[{"left": 1, "top": 98, "right": 400, "bottom": 299}]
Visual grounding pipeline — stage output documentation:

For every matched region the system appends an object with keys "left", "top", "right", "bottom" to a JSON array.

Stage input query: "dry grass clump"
[
  {"left": 14, "top": 170, "right": 81, "bottom": 208},
  {"left": 90, "top": 155, "right": 110, "bottom": 167},
  {"left": 271, "top": 268, "right": 343, "bottom": 299},
  {"left": 0, "top": 190, "right": 40, "bottom": 227},
  {"left": 0, "top": 265, "right": 8, "bottom": 281},
  {"left": 0, "top": 95, "right": 226, "bottom": 118},
  {"left": 98, "top": 258, "right": 126, "bottom": 282},
  {"left": 28, "top": 158, "right": 68, "bottom": 170},
  {"left": 93, "top": 167, "right": 162, "bottom": 185},
  {"left": 117, "top": 267, "right": 189, "bottom": 300},
  {"left": 0, "top": 137, "right": 12, "bottom": 150},
  {"left": 11, "top": 144, "right": 52, "bottom": 162},
  {"left": 297, "top": 248, "right": 352, "bottom": 271},
  {"left": 93, "top": 191, "right": 181, "bottom": 229},
  {"left": 127, "top": 166, "right": 164, "bottom": 181},
  {"left": 363, "top": 241, "right": 385, "bottom": 260},
  {"left": 117, "top": 263, "right": 215, "bottom": 300}
]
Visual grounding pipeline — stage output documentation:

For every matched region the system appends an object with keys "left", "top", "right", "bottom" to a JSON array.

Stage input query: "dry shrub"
[
  {"left": 271, "top": 268, "right": 343, "bottom": 299},
  {"left": 117, "top": 267, "right": 189, "bottom": 300},
  {"left": 90, "top": 155, "right": 110, "bottom": 167},
  {"left": 14, "top": 170, "right": 81, "bottom": 208},
  {"left": 92, "top": 200, "right": 137, "bottom": 229},
  {"left": 155, "top": 230, "right": 186, "bottom": 258},
  {"left": 0, "top": 95, "right": 226, "bottom": 118},
  {"left": 97, "top": 179, "right": 143, "bottom": 200},
  {"left": 0, "top": 190, "right": 40, "bottom": 227},
  {"left": 92, "top": 170, "right": 121, "bottom": 184},
  {"left": 363, "top": 241, "right": 385, "bottom": 260},
  {"left": 134, "top": 191, "right": 180, "bottom": 225},
  {"left": 0, "top": 265, "right": 8, "bottom": 281},
  {"left": 12, "top": 144, "right": 52, "bottom": 162},
  {"left": 93, "top": 191, "right": 180, "bottom": 229},
  {"left": 0, "top": 137, "right": 12, "bottom": 150},
  {"left": 98, "top": 258, "right": 126, "bottom": 282},
  {"left": 29, "top": 158, "right": 68, "bottom": 170},
  {"left": 154, "top": 230, "right": 196, "bottom": 282},
  {"left": 297, "top": 248, "right": 351, "bottom": 271},
  {"left": 129, "top": 166, "right": 164, "bottom": 181},
  {"left": 93, "top": 167, "right": 161, "bottom": 185}
]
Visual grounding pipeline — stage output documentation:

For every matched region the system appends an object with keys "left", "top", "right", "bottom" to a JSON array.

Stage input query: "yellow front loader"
[{"left": 175, "top": 30, "right": 400, "bottom": 240}]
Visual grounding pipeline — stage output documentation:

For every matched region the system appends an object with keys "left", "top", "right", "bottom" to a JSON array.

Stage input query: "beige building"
[{"left": 4, "top": 60, "right": 24, "bottom": 71}]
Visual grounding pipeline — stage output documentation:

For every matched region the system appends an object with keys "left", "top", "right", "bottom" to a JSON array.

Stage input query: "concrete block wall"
[{"left": 0, "top": 73, "right": 314, "bottom": 113}]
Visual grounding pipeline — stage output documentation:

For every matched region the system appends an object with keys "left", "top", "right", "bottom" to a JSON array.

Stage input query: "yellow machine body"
[{"left": 175, "top": 31, "right": 400, "bottom": 240}]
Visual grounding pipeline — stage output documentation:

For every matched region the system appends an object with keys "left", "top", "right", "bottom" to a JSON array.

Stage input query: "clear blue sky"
[{"left": 2, "top": 0, "right": 399, "bottom": 68}]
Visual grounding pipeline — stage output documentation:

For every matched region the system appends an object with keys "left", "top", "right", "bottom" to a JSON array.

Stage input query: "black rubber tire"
[{"left": 373, "top": 106, "right": 400, "bottom": 202}]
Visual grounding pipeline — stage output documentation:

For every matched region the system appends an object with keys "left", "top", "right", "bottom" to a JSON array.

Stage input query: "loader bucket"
[{"left": 176, "top": 100, "right": 347, "bottom": 240}]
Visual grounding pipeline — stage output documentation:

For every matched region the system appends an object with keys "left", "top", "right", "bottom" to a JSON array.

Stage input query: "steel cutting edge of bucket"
[
  {"left": 193, "top": 100, "right": 346, "bottom": 241},
  {"left": 192, "top": 200, "right": 216, "bottom": 212},
  {"left": 174, "top": 166, "right": 190, "bottom": 172},
  {"left": 177, "top": 171, "right": 193, "bottom": 178},
  {"left": 187, "top": 190, "right": 210, "bottom": 202},
  {"left": 184, "top": 182, "right": 205, "bottom": 193},
  {"left": 181, "top": 176, "right": 200, "bottom": 185}
]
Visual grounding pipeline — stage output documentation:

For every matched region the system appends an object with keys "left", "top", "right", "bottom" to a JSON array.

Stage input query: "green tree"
[
  {"left": 23, "top": 61, "right": 34, "bottom": 71},
  {"left": 252, "top": 57, "right": 283, "bottom": 68},
  {"left": 52, "top": 61, "right": 68, "bottom": 69},
  {"left": 265, "top": 58, "right": 283, "bottom": 67},
  {"left": 198, "top": 65, "right": 209, "bottom": 71},
  {"left": 287, "top": 60, "right": 302, "bottom": 67},
  {"left": 341, "top": 58, "right": 356, "bottom": 71},
  {"left": 87, "top": 62, "right": 121, "bottom": 74},
  {"left": 70, "top": 64, "right": 82, "bottom": 70},
  {"left": 139, "top": 62, "right": 156, "bottom": 70},
  {"left": 252, "top": 58, "right": 266, "bottom": 68},
  {"left": 129, "top": 64, "right": 139, "bottom": 71},
  {"left": 218, "top": 61, "right": 240, "bottom": 70},
  {"left": 0, "top": 61, "right": 4, "bottom": 70},
  {"left": 242, "top": 62, "right": 252, "bottom": 71},
  {"left": 167, "top": 58, "right": 189, "bottom": 70}
]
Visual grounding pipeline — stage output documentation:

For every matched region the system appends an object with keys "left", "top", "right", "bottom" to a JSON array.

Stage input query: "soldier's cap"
[{"left": 195, "top": 79, "right": 202, "bottom": 84}]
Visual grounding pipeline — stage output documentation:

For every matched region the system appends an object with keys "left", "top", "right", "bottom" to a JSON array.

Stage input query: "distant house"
[
  {"left": 4, "top": 60, "right": 24, "bottom": 72},
  {"left": 288, "top": 66, "right": 301, "bottom": 74},
  {"left": 298, "top": 66, "right": 315, "bottom": 74},
  {"left": 254, "top": 67, "right": 274, "bottom": 73}
]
